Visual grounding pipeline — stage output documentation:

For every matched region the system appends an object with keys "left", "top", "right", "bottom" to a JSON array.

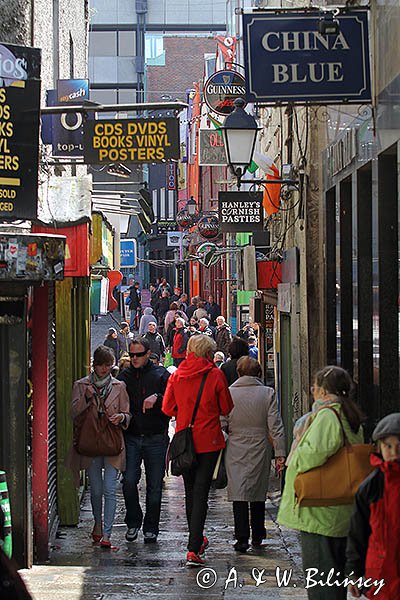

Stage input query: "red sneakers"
[
  {"left": 199, "top": 536, "right": 209, "bottom": 556},
  {"left": 186, "top": 551, "right": 205, "bottom": 567}
]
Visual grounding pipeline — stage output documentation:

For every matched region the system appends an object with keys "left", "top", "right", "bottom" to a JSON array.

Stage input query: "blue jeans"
[
  {"left": 122, "top": 432, "right": 168, "bottom": 535},
  {"left": 87, "top": 457, "right": 119, "bottom": 538}
]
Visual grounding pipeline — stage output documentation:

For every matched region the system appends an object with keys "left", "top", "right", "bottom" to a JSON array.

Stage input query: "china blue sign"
[
  {"left": 242, "top": 10, "right": 371, "bottom": 104},
  {"left": 120, "top": 238, "right": 137, "bottom": 268}
]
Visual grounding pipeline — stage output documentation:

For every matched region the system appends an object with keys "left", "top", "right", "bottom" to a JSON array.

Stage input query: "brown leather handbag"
[
  {"left": 294, "top": 407, "right": 374, "bottom": 507},
  {"left": 74, "top": 396, "right": 123, "bottom": 457}
]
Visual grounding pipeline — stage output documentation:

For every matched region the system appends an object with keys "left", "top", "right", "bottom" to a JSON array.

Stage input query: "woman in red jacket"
[{"left": 162, "top": 334, "right": 233, "bottom": 567}]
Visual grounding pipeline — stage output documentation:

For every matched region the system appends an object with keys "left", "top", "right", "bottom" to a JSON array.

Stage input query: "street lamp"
[
  {"left": 186, "top": 196, "right": 198, "bottom": 217},
  {"left": 220, "top": 98, "right": 261, "bottom": 188}
]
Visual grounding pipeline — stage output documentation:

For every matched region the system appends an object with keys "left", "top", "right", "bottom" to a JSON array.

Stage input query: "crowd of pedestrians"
[{"left": 60, "top": 278, "right": 400, "bottom": 599}]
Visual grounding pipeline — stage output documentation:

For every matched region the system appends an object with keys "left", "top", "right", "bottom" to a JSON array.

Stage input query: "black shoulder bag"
[{"left": 167, "top": 372, "right": 209, "bottom": 476}]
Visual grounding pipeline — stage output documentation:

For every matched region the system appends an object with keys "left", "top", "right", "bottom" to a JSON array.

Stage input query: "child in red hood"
[{"left": 346, "top": 413, "right": 400, "bottom": 599}]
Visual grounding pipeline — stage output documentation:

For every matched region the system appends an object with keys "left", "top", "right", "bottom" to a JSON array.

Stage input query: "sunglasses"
[{"left": 129, "top": 350, "right": 148, "bottom": 358}]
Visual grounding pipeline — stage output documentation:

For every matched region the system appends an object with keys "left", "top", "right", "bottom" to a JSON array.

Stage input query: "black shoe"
[
  {"left": 143, "top": 532, "right": 157, "bottom": 543},
  {"left": 126, "top": 527, "right": 139, "bottom": 542},
  {"left": 251, "top": 539, "right": 264, "bottom": 548},
  {"left": 234, "top": 541, "right": 249, "bottom": 553}
]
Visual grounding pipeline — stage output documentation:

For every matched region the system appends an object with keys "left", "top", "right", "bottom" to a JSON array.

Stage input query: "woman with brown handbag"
[
  {"left": 67, "top": 345, "right": 131, "bottom": 548},
  {"left": 277, "top": 366, "right": 365, "bottom": 600}
]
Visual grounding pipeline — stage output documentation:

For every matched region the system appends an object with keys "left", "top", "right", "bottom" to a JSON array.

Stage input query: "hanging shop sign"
[
  {"left": 0, "top": 43, "right": 41, "bottom": 220},
  {"left": 176, "top": 209, "right": 194, "bottom": 229},
  {"left": 120, "top": 238, "right": 137, "bottom": 268},
  {"left": 198, "top": 129, "right": 227, "bottom": 166},
  {"left": 196, "top": 242, "right": 221, "bottom": 268},
  {"left": 84, "top": 117, "right": 180, "bottom": 164},
  {"left": 167, "top": 231, "right": 189, "bottom": 247},
  {"left": 41, "top": 80, "right": 91, "bottom": 157},
  {"left": 219, "top": 192, "right": 263, "bottom": 233},
  {"left": 166, "top": 162, "right": 177, "bottom": 190},
  {"left": 156, "top": 220, "right": 177, "bottom": 234},
  {"left": 204, "top": 70, "right": 247, "bottom": 116},
  {"left": 242, "top": 10, "right": 371, "bottom": 104},
  {"left": 197, "top": 213, "right": 220, "bottom": 240}
]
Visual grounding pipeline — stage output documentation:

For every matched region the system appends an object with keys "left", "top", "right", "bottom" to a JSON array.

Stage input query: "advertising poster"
[{"left": 0, "top": 43, "right": 41, "bottom": 220}]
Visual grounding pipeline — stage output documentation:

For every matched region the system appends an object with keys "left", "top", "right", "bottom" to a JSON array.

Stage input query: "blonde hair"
[
  {"left": 237, "top": 356, "right": 262, "bottom": 377},
  {"left": 187, "top": 334, "right": 216, "bottom": 358},
  {"left": 118, "top": 352, "right": 131, "bottom": 370}
]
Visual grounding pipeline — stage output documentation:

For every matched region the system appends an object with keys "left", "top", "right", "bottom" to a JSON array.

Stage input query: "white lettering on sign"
[
  {"left": 221, "top": 200, "right": 261, "bottom": 223},
  {"left": 261, "top": 30, "right": 349, "bottom": 86},
  {"left": 261, "top": 31, "right": 350, "bottom": 53}
]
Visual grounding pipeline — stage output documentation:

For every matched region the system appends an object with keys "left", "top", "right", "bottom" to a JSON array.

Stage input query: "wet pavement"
[{"left": 20, "top": 475, "right": 307, "bottom": 599}]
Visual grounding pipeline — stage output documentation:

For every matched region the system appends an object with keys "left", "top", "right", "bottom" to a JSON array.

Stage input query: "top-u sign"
[{"left": 242, "top": 10, "right": 371, "bottom": 104}]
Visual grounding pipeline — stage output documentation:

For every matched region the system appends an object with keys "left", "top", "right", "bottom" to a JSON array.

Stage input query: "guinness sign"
[
  {"left": 197, "top": 213, "right": 220, "bottom": 240},
  {"left": 204, "top": 70, "right": 247, "bottom": 116}
]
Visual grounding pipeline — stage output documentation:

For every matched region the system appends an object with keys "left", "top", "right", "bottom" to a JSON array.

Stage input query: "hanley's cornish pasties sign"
[
  {"left": 219, "top": 192, "right": 263, "bottom": 232},
  {"left": 242, "top": 10, "right": 371, "bottom": 104}
]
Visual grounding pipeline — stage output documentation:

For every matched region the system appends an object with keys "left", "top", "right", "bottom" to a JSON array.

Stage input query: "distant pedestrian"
[
  {"left": 127, "top": 281, "right": 141, "bottom": 330},
  {"left": 215, "top": 316, "right": 233, "bottom": 358},
  {"left": 213, "top": 351, "right": 225, "bottom": 368},
  {"left": 221, "top": 337, "right": 249, "bottom": 386},
  {"left": 224, "top": 357, "right": 285, "bottom": 553},
  {"left": 197, "top": 318, "right": 214, "bottom": 337},
  {"left": 167, "top": 316, "right": 190, "bottom": 367},
  {"left": 138, "top": 307, "right": 157, "bottom": 335},
  {"left": 170, "top": 286, "right": 182, "bottom": 303},
  {"left": 277, "top": 365, "right": 365, "bottom": 600},
  {"left": 193, "top": 301, "right": 208, "bottom": 322},
  {"left": 144, "top": 322, "right": 166, "bottom": 359},
  {"left": 117, "top": 337, "right": 170, "bottom": 544},
  {"left": 117, "top": 322, "right": 134, "bottom": 357},
  {"left": 164, "top": 302, "right": 179, "bottom": 336},
  {"left": 162, "top": 334, "right": 233, "bottom": 567},
  {"left": 67, "top": 345, "right": 131, "bottom": 548},
  {"left": 155, "top": 290, "right": 170, "bottom": 325},
  {"left": 205, "top": 295, "right": 221, "bottom": 326},
  {"left": 103, "top": 327, "right": 119, "bottom": 362},
  {"left": 346, "top": 413, "right": 400, "bottom": 600},
  {"left": 248, "top": 336, "right": 259, "bottom": 360},
  {"left": 178, "top": 293, "right": 189, "bottom": 313},
  {"left": 186, "top": 297, "right": 198, "bottom": 320}
]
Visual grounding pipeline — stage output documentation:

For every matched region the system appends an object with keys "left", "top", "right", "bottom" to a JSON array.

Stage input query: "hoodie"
[
  {"left": 162, "top": 352, "right": 233, "bottom": 453},
  {"left": 139, "top": 307, "right": 157, "bottom": 335}
]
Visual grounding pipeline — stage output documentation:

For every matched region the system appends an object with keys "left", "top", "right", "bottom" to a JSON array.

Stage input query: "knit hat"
[
  {"left": 120, "top": 321, "right": 129, "bottom": 329},
  {"left": 372, "top": 413, "right": 400, "bottom": 441},
  {"left": 108, "top": 327, "right": 117, "bottom": 335}
]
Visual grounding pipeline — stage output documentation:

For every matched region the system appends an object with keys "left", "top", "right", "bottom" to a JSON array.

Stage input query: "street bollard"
[{"left": 0, "top": 471, "right": 12, "bottom": 558}]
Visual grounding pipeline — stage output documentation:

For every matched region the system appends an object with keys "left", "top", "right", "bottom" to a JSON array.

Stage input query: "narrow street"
[{"left": 20, "top": 476, "right": 307, "bottom": 599}]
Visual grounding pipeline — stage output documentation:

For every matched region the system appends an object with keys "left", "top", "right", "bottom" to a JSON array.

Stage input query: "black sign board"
[
  {"left": 156, "top": 220, "right": 177, "bottom": 234},
  {"left": 84, "top": 117, "right": 180, "bottom": 164},
  {"left": 0, "top": 43, "right": 41, "bottom": 220},
  {"left": 219, "top": 191, "right": 263, "bottom": 232}
]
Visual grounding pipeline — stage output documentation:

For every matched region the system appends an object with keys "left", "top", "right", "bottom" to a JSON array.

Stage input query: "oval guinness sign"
[{"left": 204, "top": 70, "right": 247, "bottom": 116}]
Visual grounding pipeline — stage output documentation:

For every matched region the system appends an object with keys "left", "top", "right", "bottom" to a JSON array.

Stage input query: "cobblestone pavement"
[{"left": 20, "top": 475, "right": 308, "bottom": 600}]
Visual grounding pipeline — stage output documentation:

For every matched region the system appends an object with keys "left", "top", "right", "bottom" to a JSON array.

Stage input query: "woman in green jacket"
[{"left": 277, "top": 366, "right": 365, "bottom": 600}]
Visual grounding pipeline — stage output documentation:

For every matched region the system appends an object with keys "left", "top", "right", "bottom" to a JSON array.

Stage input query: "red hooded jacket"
[
  {"left": 346, "top": 454, "right": 400, "bottom": 599},
  {"left": 162, "top": 352, "right": 233, "bottom": 453}
]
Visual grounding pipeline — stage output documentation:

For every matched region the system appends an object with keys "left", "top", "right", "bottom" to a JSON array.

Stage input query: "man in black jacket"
[{"left": 117, "top": 337, "right": 170, "bottom": 543}]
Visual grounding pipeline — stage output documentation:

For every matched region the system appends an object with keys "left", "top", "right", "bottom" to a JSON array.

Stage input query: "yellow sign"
[{"left": 84, "top": 117, "right": 180, "bottom": 164}]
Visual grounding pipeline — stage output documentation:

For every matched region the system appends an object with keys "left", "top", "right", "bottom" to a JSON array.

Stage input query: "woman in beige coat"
[
  {"left": 67, "top": 345, "right": 131, "bottom": 548},
  {"left": 224, "top": 356, "right": 286, "bottom": 552}
]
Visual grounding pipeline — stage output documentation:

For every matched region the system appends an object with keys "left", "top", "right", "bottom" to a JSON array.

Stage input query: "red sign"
[{"left": 32, "top": 223, "right": 89, "bottom": 276}]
